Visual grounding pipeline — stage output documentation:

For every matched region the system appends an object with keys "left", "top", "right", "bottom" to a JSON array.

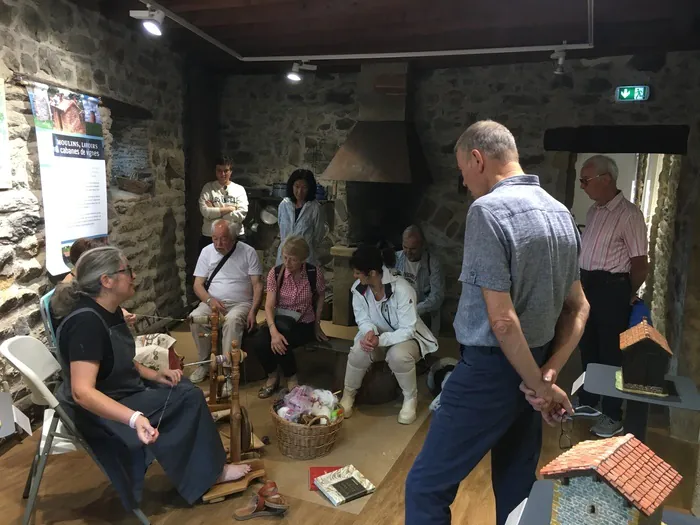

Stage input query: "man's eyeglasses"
[
  {"left": 559, "top": 416, "right": 573, "bottom": 450},
  {"left": 112, "top": 266, "right": 135, "bottom": 279},
  {"left": 579, "top": 172, "right": 608, "bottom": 186}
]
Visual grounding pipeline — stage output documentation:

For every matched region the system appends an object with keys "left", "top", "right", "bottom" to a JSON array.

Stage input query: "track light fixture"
[
  {"left": 129, "top": 6, "right": 165, "bottom": 36},
  {"left": 286, "top": 61, "right": 318, "bottom": 83},
  {"left": 551, "top": 48, "right": 567, "bottom": 76}
]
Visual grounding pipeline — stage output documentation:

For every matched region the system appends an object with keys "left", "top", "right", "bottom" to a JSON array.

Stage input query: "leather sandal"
[
  {"left": 258, "top": 380, "right": 279, "bottom": 399},
  {"left": 233, "top": 494, "right": 285, "bottom": 521},
  {"left": 258, "top": 481, "right": 289, "bottom": 510}
]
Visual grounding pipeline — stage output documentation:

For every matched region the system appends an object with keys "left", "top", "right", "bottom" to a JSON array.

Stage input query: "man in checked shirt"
[{"left": 575, "top": 154, "right": 649, "bottom": 438}]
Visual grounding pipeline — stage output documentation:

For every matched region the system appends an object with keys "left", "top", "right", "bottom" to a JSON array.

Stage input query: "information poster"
[
  {"left": 26, "top": 83, "right": 108, "bottom": 275},
  {"left": 0, "top": 83, "right": 10, "bottom": 189}
]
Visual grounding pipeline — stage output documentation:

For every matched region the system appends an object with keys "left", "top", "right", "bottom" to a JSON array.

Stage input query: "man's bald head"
[{"left": 402, "top": 225, "right": 425, "bottom": 262}]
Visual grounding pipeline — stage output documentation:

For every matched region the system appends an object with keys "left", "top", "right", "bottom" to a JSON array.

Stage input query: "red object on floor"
[{"left": 309, "top": 467, "right": 342, "bottom": 491}]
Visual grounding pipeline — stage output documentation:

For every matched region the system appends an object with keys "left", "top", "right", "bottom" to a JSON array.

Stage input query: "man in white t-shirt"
[
  {"left": 189, "top": 219, "right": 263, "bottom": 383},
  {"left": 198, "top": 157, "right": 249, "bottom": 253},
  {"left": 394, "top": 225, "right": 445, "bottom": 335}
]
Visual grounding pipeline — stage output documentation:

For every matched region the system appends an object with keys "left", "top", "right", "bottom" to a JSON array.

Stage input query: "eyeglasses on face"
[
  {"left": 579, "top": 172, "right": 609, "bottom": 185},
  {"left": 112, "top": 266, "right": 135, "bottom": 278}
]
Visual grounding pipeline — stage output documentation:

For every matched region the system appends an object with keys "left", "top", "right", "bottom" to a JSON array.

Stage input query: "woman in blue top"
[{"left": 276, "top": 169, "right": 325, "bottom": 266}]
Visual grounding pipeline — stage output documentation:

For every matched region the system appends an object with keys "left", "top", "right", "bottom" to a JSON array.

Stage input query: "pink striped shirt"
[{"left": 580, "top": 192, "right": 648, "bottom": 273}]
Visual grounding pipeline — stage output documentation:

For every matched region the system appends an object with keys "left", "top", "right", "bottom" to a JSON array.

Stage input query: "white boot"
[
  {"left": 395, "top": 371, "right": 418, "bottom": 425},
  {"left": 340, "top": 389, "right": 357, "bottom": 418},
  {"left": 340, "top": 363, "right": 366, "bottom": 419}
]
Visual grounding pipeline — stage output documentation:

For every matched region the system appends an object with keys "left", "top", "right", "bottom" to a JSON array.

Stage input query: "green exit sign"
[{"left": 615, "top": 85, "right": 650, "bottom": 102}]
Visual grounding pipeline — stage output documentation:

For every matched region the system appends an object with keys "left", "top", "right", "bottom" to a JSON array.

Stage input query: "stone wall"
[
  {"left": 643, "top": 154, "right": 682, "bottom": 337},
  {"left": 221, "top": 51, "right": 700, "bottom": 335},
  {"left": 551, "top": 477, "right": 640, "bottom": 524},
  {"left": 0, "top": 1, "right": 187, "bottom": 397},
  {"left": 110, "top": 117, "right": 150, "bottom": 181}
]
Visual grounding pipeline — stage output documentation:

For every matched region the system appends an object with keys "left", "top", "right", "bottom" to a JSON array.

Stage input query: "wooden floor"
[
  {"left": 0, "top": 407, "right": 696, "bottom": 524},
  {"left": 1, "top": 329, "right": 697, "bottom": 524}
]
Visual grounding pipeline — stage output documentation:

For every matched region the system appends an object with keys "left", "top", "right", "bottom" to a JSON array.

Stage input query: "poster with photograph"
[
  {"left": 0, "top": 83, "right": 11, "bottom": 190},
  {"left": 26, "top": 82, "right": 108, "bottom": 275}
]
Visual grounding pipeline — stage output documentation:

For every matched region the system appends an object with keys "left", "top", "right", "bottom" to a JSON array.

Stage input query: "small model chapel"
[{"left": 540, "top": 434, "right": 682, "bottom": 525}]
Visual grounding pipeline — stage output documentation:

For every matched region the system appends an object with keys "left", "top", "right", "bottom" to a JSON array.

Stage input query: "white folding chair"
[{"left": 0, "top": 336, "right": 150, "bottom": 525}]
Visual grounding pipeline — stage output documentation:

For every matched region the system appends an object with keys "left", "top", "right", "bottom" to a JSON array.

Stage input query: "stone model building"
[{"left": 540, "top": 433, "right": 682, "bottom": 525}]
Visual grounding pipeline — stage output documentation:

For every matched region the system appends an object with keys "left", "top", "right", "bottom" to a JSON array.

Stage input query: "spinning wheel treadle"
[{"left": 192, "top": 311, "right": 266, "bottom": 503}]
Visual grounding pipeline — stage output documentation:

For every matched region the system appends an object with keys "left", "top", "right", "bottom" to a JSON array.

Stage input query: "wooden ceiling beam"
[
  {"left": 182, "top": 0, "right": 587, "bottom": 29},
  {"left": 221, "top": 19, "right": 695, "bottom": 58},
  {"left": 158, "top": 0, "right": 290, "bottom": 13}
]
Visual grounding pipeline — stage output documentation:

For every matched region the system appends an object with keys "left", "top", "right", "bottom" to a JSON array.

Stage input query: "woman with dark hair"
[
  {"left": 340, "top": 244, "right": 438, "bottom": 425},
  {"left": 275, "top": 169, "right": 324, "bottom": 266},
  {"left": 50, "top": 246, "right": 251, "bottom": 512}
]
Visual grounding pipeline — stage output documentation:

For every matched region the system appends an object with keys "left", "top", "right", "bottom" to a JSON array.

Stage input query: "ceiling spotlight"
[
  {"left": 129, "top": 7, "right": 165, "bottom": 36},
  {"left": 551, "top": 48, "right": 567, "bottom": 76},
  {"left": 286, "top": 61, "right": 318, "bottom": 83},
  {"left": 287, "top": 63, "right": 302, "bottom": 83}
]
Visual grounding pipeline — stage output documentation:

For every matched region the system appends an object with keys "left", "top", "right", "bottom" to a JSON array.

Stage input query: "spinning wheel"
[{"left": 191, "top": 311, "right": 267, "bottom": 503}]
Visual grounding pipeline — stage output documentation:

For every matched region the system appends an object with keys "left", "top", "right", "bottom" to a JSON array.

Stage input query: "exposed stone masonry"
[
  {"left": 221, "top": 52, "right": 700, "bottom": 336},
  {"left": 0, "top": 0, "right": 187, "bottom": 401}
]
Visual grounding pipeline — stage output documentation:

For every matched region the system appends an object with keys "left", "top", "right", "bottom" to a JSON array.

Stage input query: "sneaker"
[
  {"left": 189, "top": 364, "right": 209, "bottom": 384},
  {"left": 590, "top": 415, "right": 624, "bottom": 438},
  {"left": 572, "top": 398, "right": 602, "bottom": 418}
]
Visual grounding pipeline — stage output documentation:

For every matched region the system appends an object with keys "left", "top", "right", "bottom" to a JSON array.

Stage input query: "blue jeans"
[{"left": 405, "top": 343, "right": 550, "bottom": 525}]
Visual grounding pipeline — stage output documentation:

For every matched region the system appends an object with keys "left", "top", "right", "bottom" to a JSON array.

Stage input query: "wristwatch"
[{"left": 206, "top": 297, "right": 212, "bottom": 305}]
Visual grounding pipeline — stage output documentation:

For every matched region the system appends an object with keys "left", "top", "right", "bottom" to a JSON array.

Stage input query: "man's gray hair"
[
  {"left": 403, "top": 224, "right": 425, "bottom": 242},
  {"left": 211, "top": 219, "right": 237, "bottom": 238},
  {"left": 454, "top": 120, "right": 519, "bottom": 163},
  {"left": 582, "top": 155, "right": 619, "bottom": 182}
]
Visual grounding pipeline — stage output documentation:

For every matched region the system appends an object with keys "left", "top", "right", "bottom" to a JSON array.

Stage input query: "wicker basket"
[{"left": 270, "top": 405, "right": 344, "bottom": 460}]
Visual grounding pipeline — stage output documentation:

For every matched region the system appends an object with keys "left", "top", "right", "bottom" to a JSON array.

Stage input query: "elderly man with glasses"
[{"left": 574, "top": 154, "right": 649, "bottom": 438}]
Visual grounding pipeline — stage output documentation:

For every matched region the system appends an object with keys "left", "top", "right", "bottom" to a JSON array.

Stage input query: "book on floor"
[
  {"left": 313, "top": 465, "right": 376, "bottom": 506},
  {"left": 309, "top": 466, "right": 342, "bottom": 491}
]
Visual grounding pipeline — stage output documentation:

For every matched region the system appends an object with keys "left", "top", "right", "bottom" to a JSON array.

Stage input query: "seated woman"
[
  {"left": 276, "top": 169, "right": 325, "bottom": 266},
  {"left": 50, "top": 246, "right": 250, "bottom": 512},
  {"left": 252, "top": 235, "right": 327, "bottom": 398},
  {"left": 63, "top": 238, "right": 136, "bottom": 325},
  {"left": 340, "top": 244, "right": 439, "bottom": 425}
]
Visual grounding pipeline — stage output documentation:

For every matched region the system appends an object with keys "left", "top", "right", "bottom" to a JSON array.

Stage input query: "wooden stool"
[{"left": 356, "top": 361, "right": 399, "bottom": 405}]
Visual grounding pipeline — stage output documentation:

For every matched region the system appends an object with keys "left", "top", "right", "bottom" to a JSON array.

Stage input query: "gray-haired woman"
[{"left": 50, "top": 246, "right": 250, "bottom": 512}]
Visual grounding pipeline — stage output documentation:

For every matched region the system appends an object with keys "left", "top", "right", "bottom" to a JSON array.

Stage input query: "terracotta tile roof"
[
  {"left": 540, "top": 433, "right": 682, "bottom": 516},
  {"left": 620, "top": 319, "right": 672, "bottom": 356}
]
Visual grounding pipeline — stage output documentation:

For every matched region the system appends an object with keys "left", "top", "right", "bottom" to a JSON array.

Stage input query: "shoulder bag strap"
[{"left": 204, "top": 243, "right": 237, "bottom": 291}]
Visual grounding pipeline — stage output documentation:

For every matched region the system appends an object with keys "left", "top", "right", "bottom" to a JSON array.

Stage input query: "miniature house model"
[
  {"left": 620, "top": 319, "right": 673, "bottom": 395},
  {"left": 540, "top": 434, "right": 682, "bottom": 525}
]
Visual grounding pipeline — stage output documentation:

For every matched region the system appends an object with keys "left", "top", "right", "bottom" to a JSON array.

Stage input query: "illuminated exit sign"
[{"left": 615, "top": 85, "right": 650, "bottom": 102}]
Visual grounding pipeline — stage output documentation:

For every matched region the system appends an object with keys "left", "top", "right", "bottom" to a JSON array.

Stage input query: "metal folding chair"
[
  {"left": 38, "top": 289, "right": 58, "bottom": 355},
  {"left": 0, "top": 336, "right": 150, "bottom": 525}
]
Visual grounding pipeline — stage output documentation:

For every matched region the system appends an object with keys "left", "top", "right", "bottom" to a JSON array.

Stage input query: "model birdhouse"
[
  {"left": 620, "top": 319, "right": 672, "bottom": 395},
  {"left": 540, "top": 434, "right": 682, "bottom": 525}
]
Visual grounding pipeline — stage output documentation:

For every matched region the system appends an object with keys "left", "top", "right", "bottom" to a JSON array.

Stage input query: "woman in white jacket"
[
  {"left": 276, "top": 169, "right": 325, "bottom": 266},
  {"left": 340, "top": 244, "right": 439, "bottom": 424}
]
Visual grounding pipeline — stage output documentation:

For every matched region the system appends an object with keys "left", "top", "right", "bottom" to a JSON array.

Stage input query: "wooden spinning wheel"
[{"left": 194, "top": 311, "right": 267, "bottom": 503}]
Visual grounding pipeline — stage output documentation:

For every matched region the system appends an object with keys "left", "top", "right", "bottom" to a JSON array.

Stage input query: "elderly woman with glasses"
[{"left": 50, "top": 246, "right": 251, "bottom": 513}]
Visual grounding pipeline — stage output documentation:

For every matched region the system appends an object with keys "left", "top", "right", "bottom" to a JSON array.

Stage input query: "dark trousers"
[
  {"left": 578, "top": 270, "right": 632, "bottom": 422},
  {"left": 251, "top": 322, "right": 315, "bottom": 377},
  {"left": 405, "top": 343, "right": 549, "bottom": 525}
]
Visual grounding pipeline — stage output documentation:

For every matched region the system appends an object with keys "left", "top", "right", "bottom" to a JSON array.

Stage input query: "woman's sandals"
[{"left": 234, "top": 481, "right": 290, "bottom": 521}]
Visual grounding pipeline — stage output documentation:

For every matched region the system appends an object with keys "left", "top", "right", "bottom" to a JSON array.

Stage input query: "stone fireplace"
[{"left": 321, "top": 63, "right": 431, "bottom": 324}]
